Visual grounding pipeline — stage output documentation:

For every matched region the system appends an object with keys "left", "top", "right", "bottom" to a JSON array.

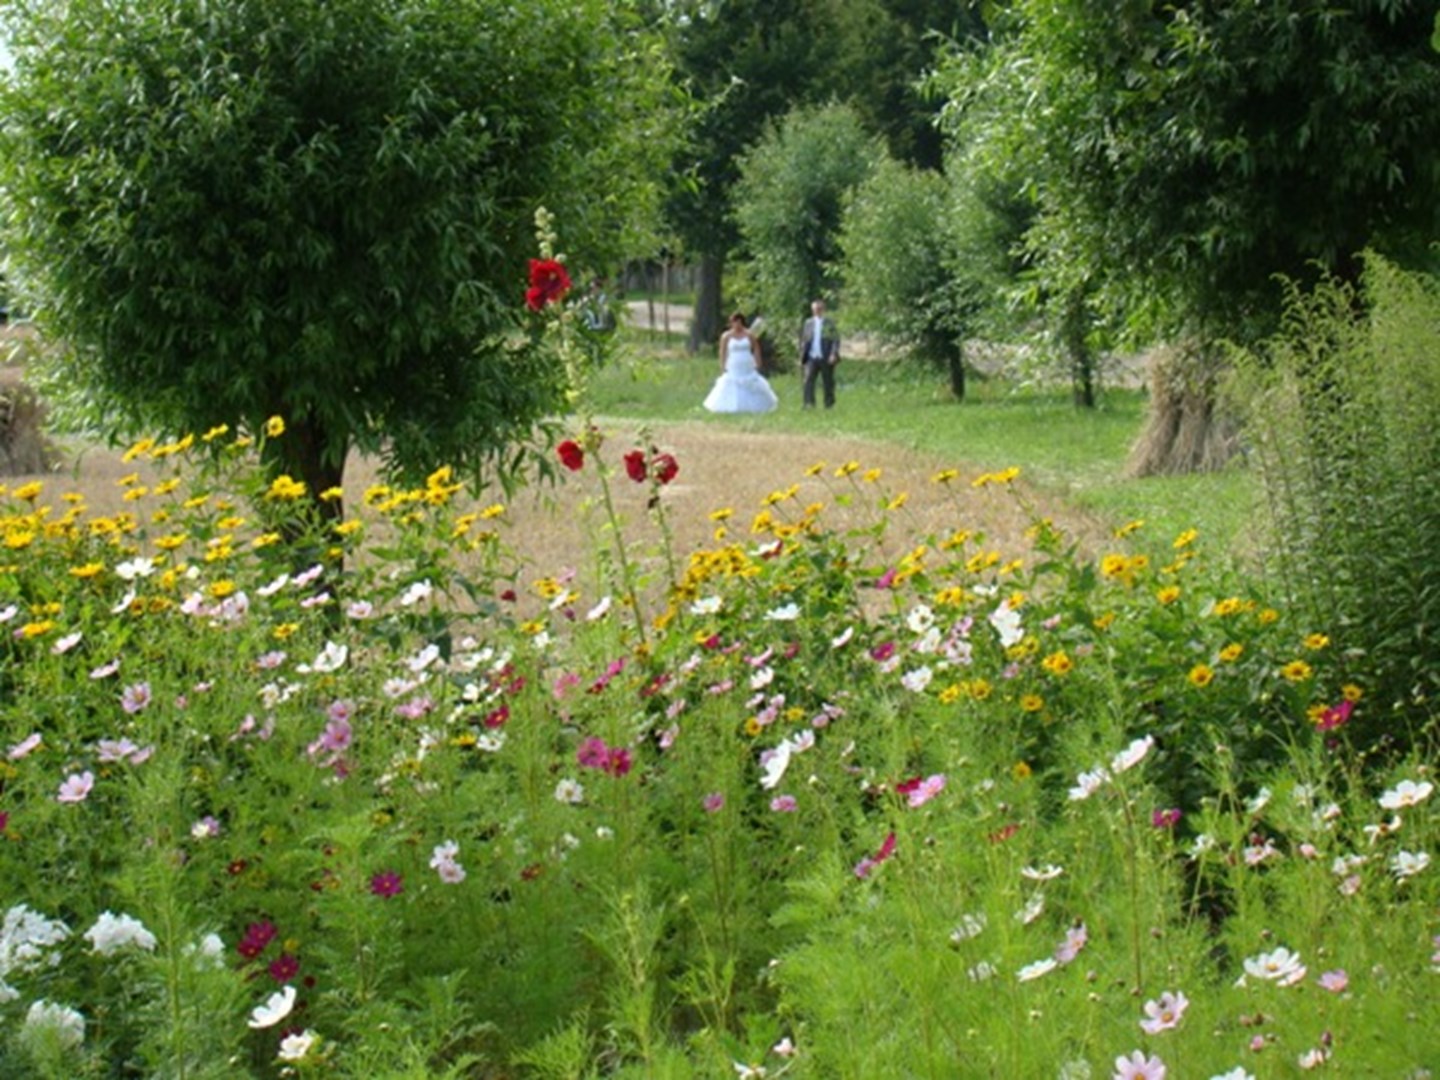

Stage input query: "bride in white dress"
[{"left": 704, "top": 312, "right": 779, "bottom": 414}]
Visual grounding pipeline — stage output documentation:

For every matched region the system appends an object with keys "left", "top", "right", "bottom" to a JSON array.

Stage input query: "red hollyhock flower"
[
  {"left": 556, "top": 439, "right": 584, "bottom": 472},
  {"left": 652, "top": 452, "right": 679, "bottom": 485},
  {"left": 623, "top": 449, "right": 648, "bottom": 483},
  {"left": 525, "top": 258, "right": 572, "bottom": 311}
]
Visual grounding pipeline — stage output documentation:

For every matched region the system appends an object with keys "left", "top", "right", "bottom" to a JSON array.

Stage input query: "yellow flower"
[
  {"left": 834, "top": 461, "right": 859, "bottom": 478},
  {"left": 938, "top": 683, "right": 963, "bottom": 704},
  {"left": 479, "top": 503, "right": 505, "bottom": 520},
  {"left": 122, "top": 487, "right": 148, "bottom": 502},
  {"left": 252, "top": 532, "right": 282, "bottom": 549},
  {"left": 931, "top": 468, "right": 958, "bottom": 484},
  {"left": 1019, "top": 693, "right": 1045, "bottom": 713},
  {"left": 861, "top": 468, "right": 882, "bottom": 483},
  {"left": 1212, "top": 597, "right": 1243, "bottom": 617},
  {"left": 320, "top": 486, "right": 344, "bottom": 502},
  {"left": 1093, "top": 612, "right": 1116, "bottom": 631},
  {"left": 940, "top": 529, "right": 971, "bottom": 550},
  {"left": 804, "top": 462, "right": 826, "bottom": 477},
  {"left": 201, "top": 424, "right": 229, "bottom": 442},
  {"left": 1041, "top": 651, "right": 1073, "bottom": 677},
  {"left": 1188, "top": 663, "right": 1215, "bottom": 688},
  {"left": 934, "top": 586, "right": 966, "bottom": 607},
  {"left": 750, "top": 510, "right": 774, "bottom": 534},
  {"left": 1156, "top": 585, "right": 1181, "bottom": 605},
  {"left": 273, "top": 622, "right": 300, "bottom": 640},
  {"left": 708, "top": 507, "right": 733, "bottom": 522},
  {"left": 216, "top": 515, "right": 247, "bottom": 530},
  {"left": 743, "top": 716, "right": 763, "bottom": 737},
  {"left": 1100, "top": 554, "right": 1129, "bottom": 579},
  {"left": 69, "top": 562, "right": 105, "bottom": 579},
  {"left": 519, "top": 619, "right": 545, "bottom": 636},
  {"left": 155, "top": 533, "right": 188, "bottom": 551},
  {"left": 886, "top": 491, "right": 909, "bottom": 511},
  {"left": 1257, "top": 608, "right": 1280, "bottom": 625},
  {"left": 11, "top": 481, "right": 43, "bottom": 502},
  {"left": 116, "top": 472, "right": 140, "bottom": 488},
  {"left": 20, "top": 620, "right": 55, "bottom": 638},
  {"left": 1012, "top": 761, "right": 1033, "bottom": 781},
  {"left": 121, "top": 437, "right": 156, "bottom": 463},
  {"left": 1280, "top": 660, "right": 1313, "bottom": 683},
  {"left": 154, "top": 478, "right": 182, "bottom": 496},
  {"left": 1302, "top": 633, "right": 1330, "bottom": 651},
  {"left": 264, "top": 416, "right": 285, "bottom": 437},
  {"left": 1173, "top": 528, "right": 1199, "bottom": 549},
  {"left": 334, "top": 520, "right": 362, "bottom": 537},
  {"left": 1218, "top": 643, "right": 1244, "bottom": 663},
  {"left": 1114, "top": 519, "right": 1146, "bottom": 538},
  {"left": 267, "top": 475, "right": 307, "bottom": 501},
  {"left": 208, "top": 580, "right": 237, "bottom": 599},
  {"left": 182, "top": 494, "right": 209, "bottom": 510},
  {"left": 4, "top": 531, "right": 35, "bottom": 550}
]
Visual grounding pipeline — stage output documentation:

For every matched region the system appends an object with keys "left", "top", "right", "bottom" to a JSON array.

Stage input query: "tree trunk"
[
  {"left": 264, "top": 410, "right": 347, "bottom": 570},
  {"left": 688, "top": 253, "right": 724, "bottom": 355},
  {"left": 1126, "top": 341, "right": 1240, "bottom": 477},
  {"left": 946, "top": 340, "right": 966, "bottom": 402},
  {"left": 1061, "top": 287, "right": 1096, "bottom": 409}
]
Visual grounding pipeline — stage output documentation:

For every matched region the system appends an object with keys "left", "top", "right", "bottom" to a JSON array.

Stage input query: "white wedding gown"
[{"left": 703, "top": 335, "right": 778, "bottom": 413}]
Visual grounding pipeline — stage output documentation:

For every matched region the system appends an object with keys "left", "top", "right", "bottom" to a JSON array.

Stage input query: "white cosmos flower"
[
  {"left": 1016, "top": 957, "right": 1058, "bottom": 982},
  {"left": 900, "top": 666, "right": 933, "bottom": 693},
  {"left": 248, "top": 985, "right": 297, "bottom": 1029},
  {"left": 1016, "top": 892, "right": 1045, "bottom": 925},
  {"left": 1245, "top": 786, "right": 1272, "bottom": 814},
  {"left": 1242, "top": 946, "right": 1306, "bottom": 986},
  {"left": 22, "top": 1000, "right": 85, "bottom": 1050},
  {"left": 988, "top": 600, "right": 1024, "bottom": 647},
  {"left": 1021, "top": 864, "right": 1064, "bottom": 882},
  {"left": 1068, "top": 766, "right": 1110, "bottom": 801},
  {"left": 299, "top": 641, "right": 348, "bottom": 674},
  {"left": 83, "top": 911, "right": 157, "bottom": 955},
  {"left": 399, "top": 579, "right": 433, "bottom": 606},
  {"left": 1110, "top": 735, "right": 1154, "bottom": 774},
  {"left": 764, "top": 602, "right": 800, "bottom": 622},
  {"left": 906, "top": 604, "right": 935, "bottom": 634},
  {"left": 277, "top": 1029, "right": 319, "bottom": 1062},
  {"left": 256, "top": 573, "right": 290, "bottom": 597},
  {"left": 586, "top": 596, "right": 612, "bottom": 621},
  {"left": 830, "top": 626, "right": 854, "bottom": 648},
  {"left": 949, "top": 913, "right": 987, "bottom": 943},
  {"left": 407, "top": 643, "right": 441, "bottom": 673},
  {"left": 1379, "top": 779, "right": 1434, "bottom": 809},
  {"left": 52, "top": 632, "right": 83, "bottom": 655},
  {"left": 690, "top": 596, "right": 722, "bottom": 615},
  {"left": 1389, "top": 850, "right": 1430, "bottom": 879},
  {"left": 554, "top": 778, "right": 585, "bottom": 804},
  {"left": 111, "top": 588, "right": 137, "bottom": 615},
  {"left": 114, "top": 557, "right": 156, "bottom": 581}
]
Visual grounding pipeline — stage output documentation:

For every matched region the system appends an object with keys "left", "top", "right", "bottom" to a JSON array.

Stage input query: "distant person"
[
  {"left": 799, "top": 298, "right": 839, "bottom": 408},
  {"left": 582, "top": 278, "right": 615, "bottom": 332},
  {"left": 703, "top": 311, "right": 778, "bottom": 414}
]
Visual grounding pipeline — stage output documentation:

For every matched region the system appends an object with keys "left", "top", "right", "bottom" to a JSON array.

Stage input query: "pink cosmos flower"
[
  {"left": 120, "top": 681, "right": 152, "bottom": 714},
  {"left": 1113, "top": 1050, "right": 1166, "bottom": 1079},
  {"left": 854, "top": 832, "right": 897, "bottom": 879},
  {"left": 1317, "top": 969, "right": 1348, "bottom": 993},
  {"left": 8, "top": 732, "right": 42, "bottom": 760},
  {"left": 308, "top": 718, "right": 352, "bottom": 759},
  {"left": 770, "top": 795, "right": 798, "bottom": 813},
  {"left": 1054, "top": 922, "right": 1088, "bottom": 964},
  {"left": 904, "top": 773, "right": 946, "bottom": 808},
  {"left": 1151, "top": 807, "right": 1182, "bottom": 829},
  {"left": 57, "top": 771, "right": 95, "bottom": 803},
  {"left": 1139, "top": 990, "right": 1189, "bottom": 1034},
  {"left": 703, "top": 793, "right": 725, "bottom": 814},
  {"left": 576, "top": 737, "right": 609, "bottom": 769}
]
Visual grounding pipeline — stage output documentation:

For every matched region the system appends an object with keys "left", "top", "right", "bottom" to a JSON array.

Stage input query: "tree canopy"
[
  {"left": 0, "top": 0, "right": 675, "bottom": 496},
  {"left": 936, "top": 0, "right": 1440, "bottom": 345}
]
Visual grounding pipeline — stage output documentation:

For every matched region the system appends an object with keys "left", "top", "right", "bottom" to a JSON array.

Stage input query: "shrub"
[{"left": 1227, "top": 255, "right": 1440, "bottom": 756}]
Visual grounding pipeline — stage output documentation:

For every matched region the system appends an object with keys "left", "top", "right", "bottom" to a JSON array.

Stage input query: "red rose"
[
  {"left": 526, "top": 258, "right": 571, "bottom": 311},
  {"left": 556, "top": 439, "right": 584, "bottom": 471},
  {"left": 652, "top": 452, "right": 679, "bottom": 485},
  {"left": 623, "top": 449, "right": 648, "bottom": 483}
]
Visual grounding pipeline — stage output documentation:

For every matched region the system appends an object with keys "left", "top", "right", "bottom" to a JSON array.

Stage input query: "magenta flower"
[
  {"left": 237, "top": 920, "right": 278, "bottom": 960},
  {"left": 1151, "top": 807, "right": 1182, "bottom": 829},
  {"left": 702, "top": 792, "right": 725, "bottom": 814},
  {"left": 369, "top": 870, "right": 404, "bottom": 899},
  {"left": 57, "top": 770, "right": 95, "bottom": 803},
  {"left": 1315, "top": 699, "right": 1353, "bottom": 731},
  {"left": 854, "top": 832, "right": 897, "bottom": 879},
  {"left": 576, "top": 737, "right": 609, "bottom": 769},
  {"left": 268, "top": 953, "right": 300, "bottom": 982},
  {"left": 605, "top": 747, "right": 633, "bottom": 777}
]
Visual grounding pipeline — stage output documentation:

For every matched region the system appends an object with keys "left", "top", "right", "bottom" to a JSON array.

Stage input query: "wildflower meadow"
[
  {"left": 1, "top": 405, "right": 1436, "bottom": 1078},
  {"left": 1, "top": 246, "right": 1437, "bottom": 1078}
]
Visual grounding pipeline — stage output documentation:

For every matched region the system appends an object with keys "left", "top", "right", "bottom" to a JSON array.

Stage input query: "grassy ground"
[{"left": 591, "top": 341, "right": 1261, "bottom": 554}]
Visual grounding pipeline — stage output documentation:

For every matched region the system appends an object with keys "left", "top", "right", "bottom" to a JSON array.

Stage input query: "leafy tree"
[
  {"left": 935, "top": 1, "right": 1440, "bottom": 465},
  {"left": 0, "top": 0, "right": 675, "bottom": 502},
  {"left": 731, "top": 102, "right": 879, "bottom": 354}
]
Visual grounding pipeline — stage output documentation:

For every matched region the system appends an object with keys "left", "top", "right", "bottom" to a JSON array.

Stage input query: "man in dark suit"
[{"left": 799, "top": 298, "right": 839, "bottom": 408}]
